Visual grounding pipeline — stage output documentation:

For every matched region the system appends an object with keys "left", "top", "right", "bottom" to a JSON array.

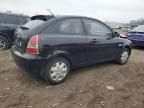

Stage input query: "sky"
[{"left": 0, "top": 0, "right": 144, "bottom": 23}]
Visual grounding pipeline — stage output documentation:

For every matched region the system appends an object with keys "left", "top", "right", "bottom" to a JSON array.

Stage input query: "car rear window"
[{"left": 23, "top": 20, "right": 45, "bottom": 29}]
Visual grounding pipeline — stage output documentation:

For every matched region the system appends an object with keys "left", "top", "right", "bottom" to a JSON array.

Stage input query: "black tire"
[
  {"left": 117, "top": 48, "right": 130, "bottom": 65},
  {"left": 0, "top": 35, "right": 9, "bottom": 51},
  {"left": 43, "top": 57, "right": 70, "bottom": 84}
]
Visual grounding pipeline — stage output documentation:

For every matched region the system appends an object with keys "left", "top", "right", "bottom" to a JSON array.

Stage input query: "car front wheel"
[
  {"left": 43, "top": 57, "right": 70, "bottom": 84},
  {"left": 0, "top": 36, "right": 9, "bottom": 51},
  {"left": 117, "top": 48, "right": 130, "bottom": 65}
]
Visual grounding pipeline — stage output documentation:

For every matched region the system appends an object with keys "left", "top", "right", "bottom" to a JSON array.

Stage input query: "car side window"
[
  {"left": 0, "top": 14, "right": 7, "bottom": 23},
  {"left": 6, "top": 15, "right": 20, "bottom": 25},
  {"left": 83, "top": 19, "right": 112, "bottom": 37},
  {"left": 19, "top": 17, "right": 27, "bottom": 25},
  {"left": 43, "top": 18, "right": 84, "bottom": 35}
]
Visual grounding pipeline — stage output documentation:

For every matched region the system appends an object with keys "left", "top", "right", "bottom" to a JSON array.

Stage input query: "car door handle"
[{"left": 91, "top": 39, "right": 97, "bottom": 43}]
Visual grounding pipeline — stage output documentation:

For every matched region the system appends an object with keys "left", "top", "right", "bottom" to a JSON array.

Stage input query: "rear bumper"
[
  {"left": 128, "top": 39, "right": 144, "bottom": 46},
  {"left": 11, "top": 46, "right": 48, "bottom": 75}
]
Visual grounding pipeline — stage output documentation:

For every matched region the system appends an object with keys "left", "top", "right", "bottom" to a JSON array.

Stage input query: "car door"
[
  {"left": 40, "top": 18, "right": 88, "bottom": 66},
  {"left": 82, "top": 18, "right": 121, "bottom": 64},
  {"left": 5, "top": 15, "right": 20, "bottom": 42}
]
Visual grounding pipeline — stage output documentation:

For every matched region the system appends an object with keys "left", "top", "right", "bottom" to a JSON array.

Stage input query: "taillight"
[{"left": 26, "top": 35, "right": 39, "bottom": 54}]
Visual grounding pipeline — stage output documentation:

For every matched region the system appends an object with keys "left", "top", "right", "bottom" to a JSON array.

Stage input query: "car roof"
[{"left": 55, "top": 15, "right": 98, "bottom": 20}]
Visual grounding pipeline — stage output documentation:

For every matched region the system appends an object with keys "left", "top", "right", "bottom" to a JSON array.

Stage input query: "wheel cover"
[
  {"left": 50, "top": 62, "right": 68, "bottom": 81},
  {"left": 0, "top": 39, "right": 6, "bottom": 50},
  {"left": 121, "top": 51, "right": 129, "bottom": 63}
]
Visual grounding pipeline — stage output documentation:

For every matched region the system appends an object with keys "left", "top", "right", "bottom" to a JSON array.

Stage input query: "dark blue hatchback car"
[
  {"left": 11, "top": 15, "right": 132, "bottom": 84},
  {"left": 128, "top": 25, "right": 144, "bottom": 46}
]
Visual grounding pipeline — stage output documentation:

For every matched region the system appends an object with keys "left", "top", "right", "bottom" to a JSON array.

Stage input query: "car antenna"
[
  {"left": 47, "top": 9, "right": 54, "bottom": 16},
  {"left": 47, "top": 9, "right": 57, "bottom": 20}
]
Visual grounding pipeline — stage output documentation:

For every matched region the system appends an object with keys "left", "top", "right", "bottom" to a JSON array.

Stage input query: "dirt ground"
[{"left": 0, "top": 48, "right": 144, "bottom": 108}]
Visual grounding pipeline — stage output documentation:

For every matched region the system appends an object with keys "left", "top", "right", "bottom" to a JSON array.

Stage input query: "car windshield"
[
  {"left": 23, "top": 20, "right": 45, "bottom": 29},
  {"left": 130, "top": 25, "right": 144, "bottom": 32}
]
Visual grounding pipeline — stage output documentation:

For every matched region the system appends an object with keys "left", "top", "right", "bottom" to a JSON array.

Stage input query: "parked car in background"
[
  {"left": 120, "top": 34, "right": 128, "bottom": 39},
  {"left": 0, "top": 12, "right": 30, "bottom": 50},
  {"left": 11, "top": 15, "right": 132, "bottom": 84},
  {"left": 115, "top": 26, "right": 122, "bottom": 29},
  {"left": 128, "top": 25, "right": 144, "bottom": 46},
  {"left": 128, "top": 25, "right": 138, "bottom": 31}
]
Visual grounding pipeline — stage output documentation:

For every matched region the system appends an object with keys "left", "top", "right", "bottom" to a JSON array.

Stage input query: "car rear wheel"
[
  {"left": 43, "top": 57, "right": 70, "bottom": 84},
  {"left": 117, "top": 48, "right": 130, "bottom": 65},
  {"left": 0, "top": 36, "right": 9, "bottom": 51}
]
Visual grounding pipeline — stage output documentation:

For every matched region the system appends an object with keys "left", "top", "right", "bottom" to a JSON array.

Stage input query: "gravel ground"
[{"left": 0, "top": 48, "right": 144, "bottom": 108}]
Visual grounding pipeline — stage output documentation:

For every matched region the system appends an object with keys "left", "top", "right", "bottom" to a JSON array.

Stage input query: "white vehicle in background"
[{"left": 120, "top": 33, "right": 127, "bottom": 39}]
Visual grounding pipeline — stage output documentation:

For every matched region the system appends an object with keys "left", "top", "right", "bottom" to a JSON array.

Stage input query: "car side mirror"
[{"left": 114, "top": 32, "right": 120, "bottom": 37}]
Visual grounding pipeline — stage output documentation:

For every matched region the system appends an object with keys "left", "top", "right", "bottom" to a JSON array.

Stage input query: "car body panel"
[
  {"left": 11, "top": 46, "right": 48, "bottom": 74},
  {"left": 39, "top": 34, "right": 88, "bottom": 67},
  {"left": 128, "top": 35, "right": 144, "bottom": 46},
  {"left": 86, "top": 36, "right": 123, "bottom": 64}
]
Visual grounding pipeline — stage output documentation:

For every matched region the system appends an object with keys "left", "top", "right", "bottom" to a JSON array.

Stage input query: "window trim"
[{"left": 82, "top": 18, "right": 113, "bottom": 37}]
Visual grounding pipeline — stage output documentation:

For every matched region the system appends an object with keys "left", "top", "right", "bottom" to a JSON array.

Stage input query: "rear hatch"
[{"left": 15, "top": 20, "right": 45, "bottom": 53}]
